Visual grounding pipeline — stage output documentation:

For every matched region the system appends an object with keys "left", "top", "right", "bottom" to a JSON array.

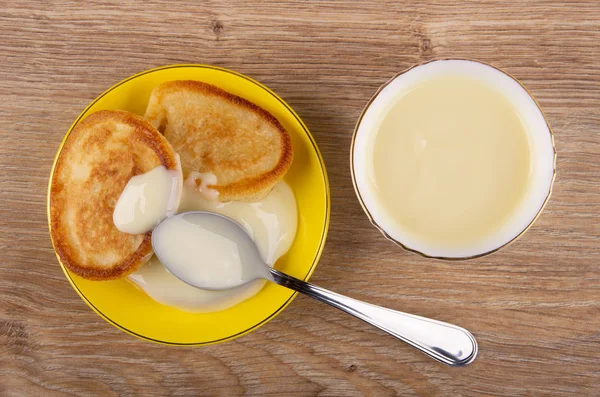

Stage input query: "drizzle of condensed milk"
[
  {"left": 185, "top": 171, "right": 219, "bottom": 201},
  {"left": 113, "top": 165, "right": 182, "bottom": 234},
  {"left": 128, "top": 181, "right": 297, "bottom": 313}
]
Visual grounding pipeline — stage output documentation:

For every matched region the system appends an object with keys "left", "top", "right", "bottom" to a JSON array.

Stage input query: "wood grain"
[{"left": 1, "top": 0, "right": 599, "bottom": 395}]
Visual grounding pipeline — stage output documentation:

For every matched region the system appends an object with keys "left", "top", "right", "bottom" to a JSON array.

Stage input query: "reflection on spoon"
[{"left": 152, "top": 212, "right": 478, "bottom": 366}]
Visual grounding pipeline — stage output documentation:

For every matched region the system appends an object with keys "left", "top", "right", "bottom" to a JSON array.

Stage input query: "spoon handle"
[{"left": 269, "top": 268, "right": 477, "bottom": 366}]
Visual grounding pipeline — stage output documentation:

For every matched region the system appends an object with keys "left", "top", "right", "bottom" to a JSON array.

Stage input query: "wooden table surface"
[{"left": 2, "top": 1, "right": 599, "bottom": 395}]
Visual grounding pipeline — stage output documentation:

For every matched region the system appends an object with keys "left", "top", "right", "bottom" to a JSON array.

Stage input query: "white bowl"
[{"left": 351, "top": 59, "right": 556, "bottom": 259}]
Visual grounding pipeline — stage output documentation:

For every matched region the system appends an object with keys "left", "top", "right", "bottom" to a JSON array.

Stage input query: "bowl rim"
[
  {"left": 349, "top": 58, "right": 557, "bottom": 261},
  {"left": 47, "top": 64, "right": 331, "bottom": 345}
]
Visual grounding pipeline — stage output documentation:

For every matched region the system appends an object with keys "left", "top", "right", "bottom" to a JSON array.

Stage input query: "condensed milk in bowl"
[{"left": 351, "top": 59, "right": 556, "bottom": 259}]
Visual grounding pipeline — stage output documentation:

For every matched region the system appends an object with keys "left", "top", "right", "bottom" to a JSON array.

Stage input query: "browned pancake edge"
[
  {"left": 145, "top": 80, "right": 293, "bottom": 202},
  {"left": 50, "top": 110, "right": 179, "bottom": 280}
]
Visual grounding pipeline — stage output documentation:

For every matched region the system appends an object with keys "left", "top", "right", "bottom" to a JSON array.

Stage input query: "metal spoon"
[{"left": 152, "top": 211, "right": 478, "bottom": 366}]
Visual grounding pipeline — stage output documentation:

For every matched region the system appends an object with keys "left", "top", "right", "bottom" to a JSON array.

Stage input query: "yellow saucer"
[{"left": 47, "top": 65, "right": 330, "bottom": 345}]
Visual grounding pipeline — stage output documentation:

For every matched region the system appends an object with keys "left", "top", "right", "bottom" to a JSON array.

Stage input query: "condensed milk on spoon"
[{"left": 352, "top": 59, "right": 556, "bottom": 259}]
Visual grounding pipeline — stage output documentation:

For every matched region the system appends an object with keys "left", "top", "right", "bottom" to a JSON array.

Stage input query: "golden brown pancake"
[
  {"left": 49, "top": 110, "right": 180, "bottom": 280},
  {"left": 144, "top": 80, "right": 293, "bottom": 202}
]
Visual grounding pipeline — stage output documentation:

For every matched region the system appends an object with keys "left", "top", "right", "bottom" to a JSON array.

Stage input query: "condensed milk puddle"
[
  {"left": 185, "top": 171, "right": 219, "bottom": 201},
  {"left": 128, "top": 181, "right": 298, "bottom": 313}
]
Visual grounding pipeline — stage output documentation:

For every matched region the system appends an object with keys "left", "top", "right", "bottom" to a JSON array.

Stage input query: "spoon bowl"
[{"left": 152, "top": 211, "right": 272, "bottom": 291}]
